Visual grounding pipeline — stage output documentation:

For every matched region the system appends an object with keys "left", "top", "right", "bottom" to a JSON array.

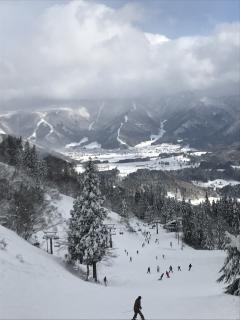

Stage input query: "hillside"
[{"left": 0, "top": 198, "right": 239, "bottom": 319}]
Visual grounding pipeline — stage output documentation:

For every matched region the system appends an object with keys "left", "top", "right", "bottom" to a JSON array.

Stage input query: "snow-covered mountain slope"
[
  {"left": 158, "top": 95, "right": 240, "bottom": 148},
  {"left": 0, "top": 108, "right": 91, "bottom": 149},
  {"left": 1, "top": 195, "right": 239, "bottom": 319},
  {"left": 0, "top": 94, "right": 239, "bottom": 150}
]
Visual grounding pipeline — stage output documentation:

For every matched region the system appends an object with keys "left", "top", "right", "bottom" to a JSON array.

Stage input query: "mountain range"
[{"left": 0, "top": 93, "right": 239, "bottom": 151}]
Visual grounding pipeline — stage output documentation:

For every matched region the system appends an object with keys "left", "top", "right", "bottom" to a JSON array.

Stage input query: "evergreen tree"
[
  {"left": 182, "top": 200, "right": 195, "bottom": 246},
  {"left": 120, "top": 198, "right": 128, "bottom": 221},
  {"left": 68, "top": 159, "right": 108, "bottom": 282},
  {"left": 218, "top": 232, "right": 240, "bottom": 296},
  {"left": 212, "top": 200, "right": 226, "bottom": 249}
]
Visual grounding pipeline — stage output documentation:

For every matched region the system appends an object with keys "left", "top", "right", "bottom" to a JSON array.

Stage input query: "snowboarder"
[
  {"left": 170, "top": 241, "right": 173, "bottom": 248},
  {"left": 188, "top": 263, "right": 192, "bottom": 271},
  {"left": 169, "top": 265, "right": 173, "bottom": 273},
  {"left": 157, "top": 265, "right": 160, "bottom": 273},
  {"left": 166, "top": 271, "right": 170, "bottom": 278},
  {"left": 158, "top": 273, "right": 164, "bottom": 280},
  {"left": 132, "top": 296, "right": 145, "bottom": 320},
  {"left": 103, "top": 276, "right": 107, "bottom": 286},
  {"left": 147, "top": 267, "right": 151, "bottom": 274},
  {"left": 178, "top": 265, "right": 181, "bottom": 271}
]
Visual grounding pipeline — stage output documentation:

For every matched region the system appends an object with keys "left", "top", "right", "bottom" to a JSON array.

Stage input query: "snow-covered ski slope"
[{"left": 0, "top": 197, "right": 239, "bottom": 319}]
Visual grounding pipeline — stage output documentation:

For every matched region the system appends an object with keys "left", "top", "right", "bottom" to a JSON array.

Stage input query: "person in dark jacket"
[
  {"left": 188, "top": 263, "right": 192, "bottom": 271},
  {"left": 132, "top": 296, "right": 145, "bottom": 320},
  {"left": 158, "top": 272, "right": 164, "bottom": 280},
  {"left": 103, "top": 276, "right": 107, "bottom": 286}
]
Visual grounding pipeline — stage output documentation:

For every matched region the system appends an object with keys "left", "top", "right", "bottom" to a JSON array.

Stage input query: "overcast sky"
[{"left": 0, "top": 0, "right": 239, "bottom": 108}]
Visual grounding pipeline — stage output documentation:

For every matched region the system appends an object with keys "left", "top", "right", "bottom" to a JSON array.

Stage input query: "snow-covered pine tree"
[
  {"left": 68, "top": 158, "right": 108, "bottom": 282},
  {"left": 182, "top": 199, "right": 195, "bottom": 246},
  {"left": 212, "top": 200, "right": 226, "bottom": 249},
  {"left": 120, "top": 198, "right": 129, "bottom": 226},
  {"left": 218, "top": 232, "right": 240, "bottom": 296},
  {"left": 201, "top": 193, "right": 215, "bottom": 249},
  {"left": 121, "top": 198, "right": 128, "bottom": 218}
]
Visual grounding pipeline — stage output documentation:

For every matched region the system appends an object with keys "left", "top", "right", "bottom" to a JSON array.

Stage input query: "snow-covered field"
[
  {"left": 64, "top": 143, "right": 201, "bottom": 176},
  {"left": 192, "top": 179, "right": 240, "bottom": 190},
  {"left": 1, "top": 194, "right": 239, "bottom": 319}
]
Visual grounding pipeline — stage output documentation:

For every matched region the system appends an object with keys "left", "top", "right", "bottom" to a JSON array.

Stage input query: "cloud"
[{"left": 0, "top": 0, "right": 239, "bottom": 106}]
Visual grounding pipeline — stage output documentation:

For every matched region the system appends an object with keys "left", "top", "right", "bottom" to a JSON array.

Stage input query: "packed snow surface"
[{"left": 0, "top": 195, "right": 239, "bottom": 319}]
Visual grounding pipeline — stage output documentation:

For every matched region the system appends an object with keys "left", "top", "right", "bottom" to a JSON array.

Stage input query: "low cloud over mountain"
[{"left": 0, "top": 1, "right": 239, "bottom": 110}]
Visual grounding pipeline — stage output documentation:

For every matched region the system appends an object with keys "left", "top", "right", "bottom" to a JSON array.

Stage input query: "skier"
[
  {"left": 169, "top": 265, "right": 173, "bottom": 273},
  {"left": 130, "top": 257, "right": 132, "bottom": 262},
  {"left": 103, "top": 276, "right": 107, "bottom": 286},
  {"left": 166, "top": 271, "right": 170, "bottom": 278},
  {"left": 132, "top": 296, "right": 145, "bottom": 320},
  {"left": 156, "top": 255, "right": 158, "bottom": 260},
  {"left": 158, "top": 273, "right": 164, "bottom": 280},
  {"left": 178, "top": 265, "right": 181, "bottom": 271},
  {"left": 188, "top": 263, "right": 192, "bottom": 271},
  {"left": 162, "top": 254, "right": 165, "bottom": 259},
  {"left": 157, "top": 265, "right": 160, "bottom": 273},
  {"left": 147, "top": 267, "right": 151, "bottom": 274},
  {"left": 137, "top": 250, "right": 139, "bottom": 254},
  {"left": 170, "top": 241, "right": 173, "bottom": 248}
]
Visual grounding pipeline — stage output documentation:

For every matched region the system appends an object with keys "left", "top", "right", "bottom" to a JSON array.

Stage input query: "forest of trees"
[
  {"left": 0, "top": 134, "right": 239, "bottom": 294},
  {"left": 0, "top": 136, "right": 48, "bottom": 239},
  {"left": 0, "top": 135, "right": 79, "bottom": 239},
  {"left": 1, "top": 135, "right": 239, "bottom": 251}
]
